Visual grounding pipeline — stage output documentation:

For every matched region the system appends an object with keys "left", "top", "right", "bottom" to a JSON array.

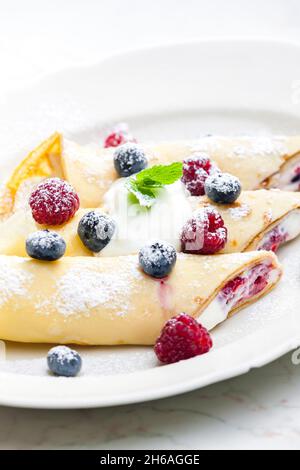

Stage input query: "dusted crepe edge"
[
  {"left": 195, "top": 190, "right": 300, "bottom": 254},
  {"left": 0, "top": 251, "right": 281, "bottom": 345}
]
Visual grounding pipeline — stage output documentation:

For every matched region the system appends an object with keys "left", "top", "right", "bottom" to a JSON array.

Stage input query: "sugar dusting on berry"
[
  {"left": 29, "top": 177, "right": 80, "bottom": 225},
  {"left": 206, "top": 173, "right": 240, "bottom": 196},
  {"left": 47, "top": 346, "right": 78, "bottom": 365},
  {"left": 181, "top": 207, "right": 228, "bottom": 254},
  {"left": 181, "top": 153, "right": 217, "bottom": 196},
  {"left": 154, "top": 313, "right": 213, "bottom": 364},
  {"left": 27, "top": 231, "right": 60, "bottom": 250},
  {"left": 139, "top": 242, "right": 176, "bottom": 271}
]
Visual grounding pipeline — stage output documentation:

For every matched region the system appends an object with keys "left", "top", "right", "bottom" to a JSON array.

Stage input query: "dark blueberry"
[
  {"left": 205, "top": 172, "right": 242, "bottom": 204},
  {"left": 113, "top": 143, "right": 148, "bottom": 177},
  {"left": 291, "top": 172, "right": 300, "bottom": 184},
  {"left": 78, "top": 211, "right": 116, "bottom": 253},
  {"left": 26, "top": 230, "right": 66, "bottom": 261},
  {"left": 139, "top": 241, "right": 177, "bottom": 279},
  {"left": 47, "top": 346, "right": 82, "bottom": 377}
]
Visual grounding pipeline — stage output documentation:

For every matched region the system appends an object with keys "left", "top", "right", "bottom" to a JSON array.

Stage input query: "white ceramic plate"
[{"left": 1, "top": 39, "right": 300, "bottom": 409}]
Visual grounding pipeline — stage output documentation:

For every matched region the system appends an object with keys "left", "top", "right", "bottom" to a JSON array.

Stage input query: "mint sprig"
[{"left": 126, "top": 162, "right": 183, "bottom": 207}]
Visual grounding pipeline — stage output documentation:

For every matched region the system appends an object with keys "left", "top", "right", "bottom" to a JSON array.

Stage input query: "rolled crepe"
[
  {"left": 0, "top": 251, "right": 281, "bottom": 345},
  {"left": 2, "top": 134, "right": 300, "bottom": 218},
  {"left": 0, "top": 133, "right": 62, "bottom": 219},
  {"left": 195, "top": 189, "right": 300, "bottom": 253},
  {"left": 61, "top": 135, "right": 300, "bottom": 207},
  {"left": 1, "top": 190, "right": 299, "bottom": 257}
]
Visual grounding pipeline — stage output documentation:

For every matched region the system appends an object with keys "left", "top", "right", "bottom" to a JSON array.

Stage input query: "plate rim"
[{"left": 1, "top": 37, "right": 300, "bottom": 409}]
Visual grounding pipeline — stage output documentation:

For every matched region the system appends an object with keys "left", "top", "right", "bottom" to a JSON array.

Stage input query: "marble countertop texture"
[{"left": 1, "top": 0, "right": 300, "bottom": 450}]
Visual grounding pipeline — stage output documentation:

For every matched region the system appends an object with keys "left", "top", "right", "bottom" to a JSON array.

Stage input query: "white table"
[{"left": 0, "top": 0, "right": 300, "bottom": 450}]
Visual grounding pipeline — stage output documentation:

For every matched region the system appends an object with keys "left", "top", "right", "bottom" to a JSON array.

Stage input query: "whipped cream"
[{"left": 98, "top": 178, "right": 193, "bottom": 256}]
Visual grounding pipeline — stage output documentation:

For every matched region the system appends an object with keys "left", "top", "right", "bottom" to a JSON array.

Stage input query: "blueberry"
[
  {"left": 26, "top": 230, "right": 66, "bottom": 261},
  {"left": 47, "top": 346, "right": 82, "bottom": 377},
  {"left": 78, "top": 211, "right": 116, "bottom": 253},
  {"left": 205, "top": 172, "right": 242, "bottom": 204},
  {"left": 139, "top": 241, "right": 177, "bottom": 279},
  {"left": 113, "top": 143, "right": 148, "bottom": 177}
]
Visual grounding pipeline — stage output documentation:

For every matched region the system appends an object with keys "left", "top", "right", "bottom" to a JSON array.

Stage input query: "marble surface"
[
  {"left": 0, "top": 353, "right": 299, "bottom": 450},
  {"left": 1, "top": 0, "right": 300, "bottom": 450}
]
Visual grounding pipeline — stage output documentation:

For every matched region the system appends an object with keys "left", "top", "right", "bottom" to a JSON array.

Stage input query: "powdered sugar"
[
  {"left": 229, "top": 203, "right": 251, "bottom": 220},
  {"left": 43, "top": 259, "right": 142, "bottom": 317},
  {"left": 29, "top": 176, "right": 80, "bottom": 226},
  {"left": 47, "top": 345, "right": 78, "bottom": 365},
  {"left": 191, "top": 135, "right": 222, "bottom": 153},
  {"left": 232, "top": 136, "right": 288, "bottom": 158},
  {"left": 139, "top": 241, "right": 177, "bottom": 271},
  {"left": 0, "top": 258, "right": 32, "bottom": 306},
  {"left": 26, "top": 230, "right": 62, "bottom": 250},
  {"left": 206, "top": 172, "right": 241, "bottom": 196}
]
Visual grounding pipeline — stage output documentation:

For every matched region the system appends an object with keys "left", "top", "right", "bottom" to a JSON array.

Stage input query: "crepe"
[
  {"left": 1, "top": 190, "right": 299, "bottom": 257},
  {"left": 195, "top": 189, "right": 300, "bottom": 253},
  {"left": 0, "top": 133, "right": 62, "bottom": 219},
  {"left": 2, "top": 133, "right": 300, "bottom": 217},
  {"left": 0, "top": 251, "right": 281, "bottom": 345},
  {"left": 61, "top": 135, "right": 300, "bottom": 207}
]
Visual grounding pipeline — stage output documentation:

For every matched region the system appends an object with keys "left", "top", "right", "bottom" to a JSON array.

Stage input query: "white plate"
[{"left": 1, "top": 39, "right": 300, "bottom": 409}]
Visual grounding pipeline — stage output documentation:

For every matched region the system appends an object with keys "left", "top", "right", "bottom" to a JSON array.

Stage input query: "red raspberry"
[
  {"left": 29, "top": 178, "right": 80, "bottom": 225},
  {"left": 154, "top": 313, "right": 213, "bottom": 364},
  {"left": 104, "top": 125, "right": 136, "bottom": 148},
  {"left": 182, "top": 154, "right": 215, "bottom": 196},
  {"left": 221, "top": 276, "right": 245, "bottom": 305},
  {"left": 181, "top": 207, "right": 228, "bottom": 254}
]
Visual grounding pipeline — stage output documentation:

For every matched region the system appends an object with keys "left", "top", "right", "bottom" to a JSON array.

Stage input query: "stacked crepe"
[{"left": 1, "top": 133, "right": 300, "bottom": 345}]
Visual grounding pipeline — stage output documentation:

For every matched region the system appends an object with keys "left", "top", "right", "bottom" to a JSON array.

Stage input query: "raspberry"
[
  {"left": 181, "top": 207, "right": 228, "bottom": 254},
  {"left": 104, "top": 124, "right": 136, "bottom": 148},
  {"left": 29, "top": 178, "right": 80, "bottom": 225},
  {"left": 221, "top": 276, "right": 245, "bottom": 305},
  {"left": 154, "top": 313, "right": 213, "bottom": 364},
  {"left": 181, "top": 154, "right": 216, "bottom": 196}
]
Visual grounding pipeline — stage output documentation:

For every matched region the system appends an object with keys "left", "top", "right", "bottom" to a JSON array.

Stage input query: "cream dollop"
[{"left": 98, "top": 178, "right": 193, "bottom": 256}]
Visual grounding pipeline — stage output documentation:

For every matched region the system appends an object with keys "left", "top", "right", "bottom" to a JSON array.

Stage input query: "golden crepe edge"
[
  {"left": 0, "top": 251, "right": 282, "bottom": 345},
  {"left": 2, "top": 134, "right": 300, "bottom": 217}
]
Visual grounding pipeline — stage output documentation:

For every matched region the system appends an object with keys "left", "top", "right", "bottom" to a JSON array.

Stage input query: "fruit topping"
[
  {"left": 181, "top": 154, "right": 216, "bottom": 196},
  {"left": 77, "top": 211, "right": 116, "bottom": 253},
  {"left": 205, "top": 172, "right": 242, "bottom": 204},
  {"left": 154, "top": 313, "right": 213, "bottom": 364},
  {"left": 181, "top": 207, "right": 228, "bottom": 254},
  {"left": 113, "top": 143, "right": 148, "bottom": 177},
  {"left": 104, "top": 123, "right": 136, "bottom": 148},
  {"left": 47, "top": 346, "right": 82, "bottom": 377},
  {"left": 139, "top": 241, "right": 177, "bottom": 278},
  {"left": 26, "top": 230, "right": 66, "bottom": 261},
  {"left": 29, "top": 177, "right": 80, "bottom": 225}
]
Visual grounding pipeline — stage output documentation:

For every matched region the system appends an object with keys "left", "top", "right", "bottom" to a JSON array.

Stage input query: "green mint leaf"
[
  {"left": 126, "top": 162, "right": 183, "bottom": 208},
  {"left": 126, "top": 179, "right": 158, "bottom": 207},
  {"left": 136, "top": 162, "right": 183, "bottom": 186}
]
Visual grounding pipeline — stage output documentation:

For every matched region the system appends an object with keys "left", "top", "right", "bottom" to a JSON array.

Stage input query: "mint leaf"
[
  {"left": 136, "top": 162, "right": 183, "bottom": 186},
  {"left": 126, "top": 179, "right": 158, "bottom": 207},
  {"left": 126, "top": 162, "right": 183, "bottom": 208}
]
